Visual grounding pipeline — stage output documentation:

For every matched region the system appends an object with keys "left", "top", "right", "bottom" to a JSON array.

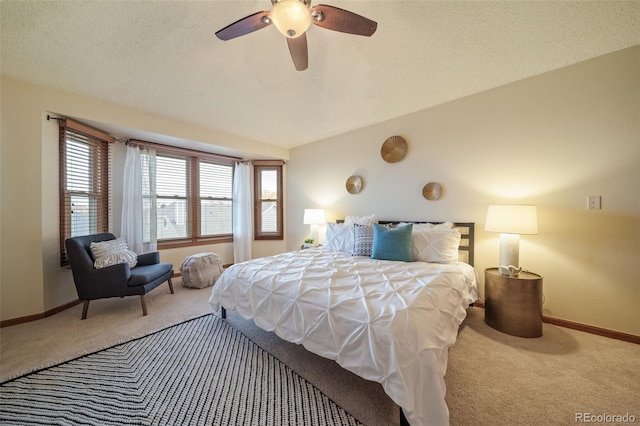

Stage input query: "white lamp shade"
[
  {"left": 485, "top": 205, "right": 538, "bottom": 235},
  {"left": 303, "top": 209, "right": 325, "bottom": 225},
  {"left": 271, "top": 0, "right": 311, "bottom": 38}
]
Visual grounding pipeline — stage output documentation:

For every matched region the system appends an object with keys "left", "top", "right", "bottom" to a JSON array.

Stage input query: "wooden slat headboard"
[{"left": 336, "top": 220, "right": 475, "bottom": 266}]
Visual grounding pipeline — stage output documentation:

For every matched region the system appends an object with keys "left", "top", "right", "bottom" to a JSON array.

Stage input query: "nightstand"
[{"left": 484, "top": 268, "right": 543, "bottom": 338}]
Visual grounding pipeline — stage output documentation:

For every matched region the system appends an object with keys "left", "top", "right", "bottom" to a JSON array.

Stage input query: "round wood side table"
[{"left": 484, "top": 268, "right": 543, "bottom": 338}]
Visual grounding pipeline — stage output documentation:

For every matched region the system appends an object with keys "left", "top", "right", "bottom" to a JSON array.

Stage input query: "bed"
[{"left": 209, "top": 220, "right": 478, "bottom": 426}]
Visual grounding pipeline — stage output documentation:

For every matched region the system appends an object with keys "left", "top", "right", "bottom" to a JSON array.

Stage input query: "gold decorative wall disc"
[
  {"left": 422, "top": 182, "right": 442, "bottom": 200},
  {"left": 381, "top": 135, "right": 408, "bottom": 163},
  {"left": 346, "top": 175, "right": 363, "bottom": 194}
]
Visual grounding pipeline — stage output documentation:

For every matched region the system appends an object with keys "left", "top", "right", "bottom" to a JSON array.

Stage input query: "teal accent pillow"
[{"left": 371, "top": 223, "right": 414, "bottom": 262}]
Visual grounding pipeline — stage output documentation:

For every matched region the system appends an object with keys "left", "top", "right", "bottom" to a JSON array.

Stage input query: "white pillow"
[
  {"left": 323, "top": 223, "right": 354, "bottom": 253},
  {"left": 90, "top": 238, "right": 126, "bottom": 258},
  {"left": 412, "top": 229, "right": 461, "bottom": 263},
  {"left": 411, "top": 222, "right": 454, "bottom": 231},
  {"left": 344, "top": 214, "right": 378, "bottom": 226},
  {"left": 90, "top": 238, "right": 138, "bottom": 269}
]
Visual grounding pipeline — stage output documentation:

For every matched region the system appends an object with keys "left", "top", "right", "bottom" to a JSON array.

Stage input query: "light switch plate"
[{"left": 588, "top": 195, "right": 601, "bottom": 210}]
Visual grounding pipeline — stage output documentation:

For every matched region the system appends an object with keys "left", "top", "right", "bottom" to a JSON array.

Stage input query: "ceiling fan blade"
[
  {"left": 311, "top": 4, "right": 377, "bottom": 37},
  {"left": 287, "top": 34, "right": 308, "bottom": 71},
  {"left": 215, "top": 11, "right": 271, "bottom": 41}
]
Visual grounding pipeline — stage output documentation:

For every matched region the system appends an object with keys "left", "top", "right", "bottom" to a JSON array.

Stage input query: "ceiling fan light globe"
[{"left": 271, "top": 0, "right": 311, "bottom": 38}]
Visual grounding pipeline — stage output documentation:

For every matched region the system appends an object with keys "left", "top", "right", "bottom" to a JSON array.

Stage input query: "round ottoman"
[{"left": 180, "top": 252, "right": 223, "bottom": 289}]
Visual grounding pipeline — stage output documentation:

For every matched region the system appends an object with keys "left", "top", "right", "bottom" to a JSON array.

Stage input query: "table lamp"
[
  {"left": 485, "top": 205, "right": 538, "bottom": 276},
  {"left": 303, "top": 209, "right": 325, "bottom": 245}
]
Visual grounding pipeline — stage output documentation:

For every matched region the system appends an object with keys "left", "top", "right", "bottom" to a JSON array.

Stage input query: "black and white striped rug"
[{"left": 0, "top": 315, "right": 362, "bottom": 426}]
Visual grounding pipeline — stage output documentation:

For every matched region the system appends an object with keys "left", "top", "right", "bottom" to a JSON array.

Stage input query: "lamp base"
[
  {"left": 499, "top": 233, "right": 520, "bottom": 274},
  {"left": 498, "top": 265, "right": 523, "bottom": 277}
]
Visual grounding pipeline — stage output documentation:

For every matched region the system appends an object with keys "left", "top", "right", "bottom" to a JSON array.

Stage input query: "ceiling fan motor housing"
[{"left": 271, "top": 0, "right": 312, "bottom": 38}]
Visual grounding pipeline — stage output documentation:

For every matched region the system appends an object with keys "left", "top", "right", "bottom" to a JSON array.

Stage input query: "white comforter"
[{"left": 209, "top": 248, "right": 478, "bottom": 426}]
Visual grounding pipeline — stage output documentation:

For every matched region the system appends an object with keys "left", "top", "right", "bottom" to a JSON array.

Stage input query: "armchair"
[{"left": 65, "top": 233, "right": 174, "bottom": 319}]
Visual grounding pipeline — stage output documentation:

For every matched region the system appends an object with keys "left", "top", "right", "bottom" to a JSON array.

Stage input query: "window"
[
  {"left": 59, "top": 119, "right": 113, "bottom": 266},
  {"left": 254, "top": 161, "right": 284, "bottom": 240},
  {"left": 133, "top": 140, "right": 236, "bottom": 248},
  {"left": 155, "top": 154, "right": 188, "bottom": 240},
  {"left": 199, "top": 160, "right": 233, "bottom": 237}
]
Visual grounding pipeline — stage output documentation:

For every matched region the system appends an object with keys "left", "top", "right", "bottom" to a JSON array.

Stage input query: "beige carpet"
[{"left": 1, "top": 279, "right": 638, "bottom": 425}]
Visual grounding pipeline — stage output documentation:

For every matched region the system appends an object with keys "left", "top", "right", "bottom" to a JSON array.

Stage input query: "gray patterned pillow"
[{"left": 352, "top": 224, "right": 374, "bottom": 257}]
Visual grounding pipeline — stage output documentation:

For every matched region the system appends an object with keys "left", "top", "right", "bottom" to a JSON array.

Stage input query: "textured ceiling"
[{"left": 1, "top": 1, "right": 638, "bottom": 149}]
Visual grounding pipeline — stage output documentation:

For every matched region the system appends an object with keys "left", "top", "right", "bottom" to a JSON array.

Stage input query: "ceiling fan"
[{"left": 215, "top": 0, "right": 377, "bottom": 71}]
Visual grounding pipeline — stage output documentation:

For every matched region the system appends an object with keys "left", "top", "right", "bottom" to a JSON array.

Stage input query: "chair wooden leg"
[
  {"left": 140, "top": 295, "right": 148, "bottom": 316},
  {"left": 167, "top": 277, "right": 175, "bottom": 294},
  {"left": 81, "top": 300, "right": 90, "bottom": 320}
]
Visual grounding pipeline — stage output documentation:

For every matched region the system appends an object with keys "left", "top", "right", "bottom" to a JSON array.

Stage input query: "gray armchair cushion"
[{"left": 129, "top": 263, "right": 173, "bottom": 287}]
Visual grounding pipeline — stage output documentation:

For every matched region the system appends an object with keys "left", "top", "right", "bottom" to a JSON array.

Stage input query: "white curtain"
[
  {"left": 121, "top": 145, "right": 157, "bottom": 254},
  {"left": 233, "top": 161, "right": 253, "bottom": 263}
]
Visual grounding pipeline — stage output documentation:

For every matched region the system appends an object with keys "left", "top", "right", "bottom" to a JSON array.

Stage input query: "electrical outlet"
[{"left": 587, "top": 195, "right": 601, "bottom": 210}]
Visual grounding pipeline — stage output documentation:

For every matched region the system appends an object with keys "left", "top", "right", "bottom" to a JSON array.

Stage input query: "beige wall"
[
  {"left": 0, "top": 78, "right": 287, "bottom": 321},
  {"left": 287, "top": 46, "right": 640, "bottom": 335}
]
